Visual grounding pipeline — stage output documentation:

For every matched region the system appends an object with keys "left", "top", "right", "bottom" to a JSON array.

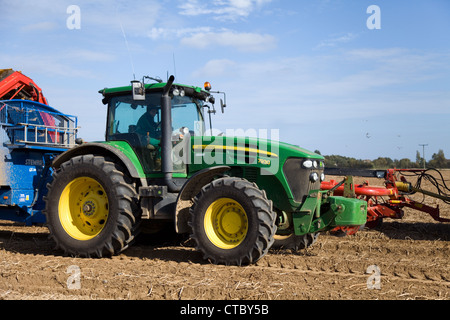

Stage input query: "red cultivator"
[{"left": 321, "top": 168, "right": 450, "bottom": 235}]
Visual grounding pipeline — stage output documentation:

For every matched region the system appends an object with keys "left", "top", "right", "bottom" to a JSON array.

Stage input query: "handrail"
[
  {"left": 15, "top": 122, "right": 79, "bottom": 146},
  {"left": 0, "top": 100, "right": 78, "bottom": 148}
]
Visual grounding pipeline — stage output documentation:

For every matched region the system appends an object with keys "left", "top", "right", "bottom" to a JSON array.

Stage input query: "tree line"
[{"left": 315, "top": 149, "right": 450, "bottom": 169}]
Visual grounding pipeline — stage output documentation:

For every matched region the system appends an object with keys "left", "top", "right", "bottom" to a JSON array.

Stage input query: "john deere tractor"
[{"left": 44, "top": 76, "right": 367, "bottom": 266}]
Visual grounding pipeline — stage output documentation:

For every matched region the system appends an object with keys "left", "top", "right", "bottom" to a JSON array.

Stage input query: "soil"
[{"left": 0, "top": 171, "right": 449, "bottom": 301}]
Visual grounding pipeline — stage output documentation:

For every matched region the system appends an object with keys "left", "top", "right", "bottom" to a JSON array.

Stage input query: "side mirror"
[
  {"left": 131, "top": 80, "right": 145, "bottom": 101},
  {"left": 220, "top": 99, "right": 226, "bottom": 114}
]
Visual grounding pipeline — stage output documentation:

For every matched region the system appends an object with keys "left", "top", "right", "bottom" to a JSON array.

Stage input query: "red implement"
[
  {"left": 321, "top": 169, "right": 450, "bottom": 234},
  {"left": 0, "top": 69, "right": 48, "bottom": 105}
]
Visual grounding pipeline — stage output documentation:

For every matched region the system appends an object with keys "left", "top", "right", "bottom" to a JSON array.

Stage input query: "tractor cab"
[{"left": 101, "top": 79, "right": 215, "bottom": 175}]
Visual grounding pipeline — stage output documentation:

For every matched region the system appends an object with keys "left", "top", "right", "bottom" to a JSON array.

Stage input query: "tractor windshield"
[
  {"left": 107, "top": 91, "right": 205, "bottom": 174},
  {"left": 107, "top": 93, "right": 204, "bottom": 137}
]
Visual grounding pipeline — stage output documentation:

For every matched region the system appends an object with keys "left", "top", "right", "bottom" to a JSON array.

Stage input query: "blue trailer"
[{"left": 0, "top": 99, "right": 78, "bottom": 225}]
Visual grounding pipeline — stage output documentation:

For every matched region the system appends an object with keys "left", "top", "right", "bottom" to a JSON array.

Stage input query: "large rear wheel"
[
  {"left": 189, "top": 177, "right": 276, "bottom": 266},
  {"left": 44, "top": 155, "right": 141, "bottom": 257}
]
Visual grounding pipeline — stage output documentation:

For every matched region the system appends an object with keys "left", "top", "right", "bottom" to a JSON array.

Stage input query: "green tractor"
[{"left": 44, "top": 76, "right": 367, "bottom": 266}]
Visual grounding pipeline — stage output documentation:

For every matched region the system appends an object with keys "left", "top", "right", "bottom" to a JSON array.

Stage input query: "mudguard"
[{"left": 52, "top": 142, "right": 147, "bottom": 186}]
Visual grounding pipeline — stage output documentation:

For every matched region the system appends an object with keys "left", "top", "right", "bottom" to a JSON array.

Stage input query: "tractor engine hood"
[{"left": 191, "top": 135, "right": 323, "bottom": 163}]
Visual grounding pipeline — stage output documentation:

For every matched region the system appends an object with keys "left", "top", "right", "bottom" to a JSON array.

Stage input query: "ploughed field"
[{"left": 0, "top": 171, "right": 449, "bottom": 300}]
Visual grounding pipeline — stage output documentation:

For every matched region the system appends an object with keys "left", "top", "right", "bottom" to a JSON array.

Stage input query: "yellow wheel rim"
[
  {"left": 204, "top": 198, "right": 248, "bottom": 250},
  {"left": 58, "top": 177, "right": 109, "bottom": 241}
]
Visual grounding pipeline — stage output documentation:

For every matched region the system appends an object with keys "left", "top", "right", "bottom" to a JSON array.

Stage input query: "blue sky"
[{"left": 1, "top": 0, "right": 449, "bottom": 161}]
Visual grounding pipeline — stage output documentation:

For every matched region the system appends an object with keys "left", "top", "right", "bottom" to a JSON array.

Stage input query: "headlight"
[
  {"left": 310, "top": 172, "right": 319, "bottom": 182},
  {"left": 303, "top": 160, "right": 313, "bottom": 169},
  {"left": 313, "top": 161, "right": 318, "bottom": 168},
  {"left": 320, "top": 173, "right": 325, "bottom": 182},
  {"left": 172, "top": 87, "right": 185, "bottom": 97}
]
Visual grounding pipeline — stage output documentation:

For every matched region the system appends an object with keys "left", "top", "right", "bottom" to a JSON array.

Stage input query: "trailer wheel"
[
  {"left": 189, "top": 177, "right": 276, "bottom": 266},
  {"left": 44, "top": 155, "right": 141, "bottom": 257}
]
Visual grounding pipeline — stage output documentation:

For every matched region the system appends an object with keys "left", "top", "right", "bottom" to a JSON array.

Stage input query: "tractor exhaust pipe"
[{"left": 161, "top": 75, "right": 181, "bottom": 192}]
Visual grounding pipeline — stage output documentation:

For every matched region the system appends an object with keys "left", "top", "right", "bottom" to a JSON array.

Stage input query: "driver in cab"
[{"left": 136, "top": 106, "right": 160, "bottom": 150}]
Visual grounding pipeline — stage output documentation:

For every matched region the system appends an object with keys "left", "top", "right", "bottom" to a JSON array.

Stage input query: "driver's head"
[{"left": 147, "top": 106, "right": 158, "bottom": 117}]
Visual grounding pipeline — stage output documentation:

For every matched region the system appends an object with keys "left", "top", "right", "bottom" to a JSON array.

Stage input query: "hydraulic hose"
[{"left": 396, "top": 181, "right": 450, "bottom": 202}]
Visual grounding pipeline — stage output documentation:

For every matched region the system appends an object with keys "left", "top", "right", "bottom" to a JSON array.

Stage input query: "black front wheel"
[
  {"left": 273, "top": 233, "right": 319, "bottom": 251},
  {"left": 273, "top": 210, "right": 319, "bottom": 250},
  {"left": 189, "top": 177, "right": 276, "bottom": 266}
]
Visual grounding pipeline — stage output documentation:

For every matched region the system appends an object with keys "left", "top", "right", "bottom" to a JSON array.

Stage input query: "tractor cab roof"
[{"left": 99, "top": 81, "right": 210, "bottom": 103}]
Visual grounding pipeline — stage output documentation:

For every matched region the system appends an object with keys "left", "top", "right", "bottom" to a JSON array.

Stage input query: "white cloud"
[
  {"left": 192, "top": 59, "right": 237, "bottom": 78},
  {"left": 0, "top": 53, "right": 96, "bottom": 79},
  {"left": 147, "top": 27, "right": 212, "bottom": 40},
  {"left": 346, "top": 48, "right": 408, "bottom": 60},
  {"left": 181, "top": 30, "right": 276, "bottom": 52},
  {"left": 20, "top": 21, "right": 57, "bottom": 32},
  {"left": 82, "top": 0, "right": 162, "bottom": 37},
  {"left": 316, "top": 33, "right": 358, "bottom": 49},
  {"left": 178, "top": 0, "right": 272, "bottom": 21},
  {"left": 65, "top": 50, "right": 116, "bottom": 62},
  {"left": 146, "top": 26, "right": 277, "bottom": 52},
  {"left": 0, "top": 49, "right": 117, "bottom": 79}
]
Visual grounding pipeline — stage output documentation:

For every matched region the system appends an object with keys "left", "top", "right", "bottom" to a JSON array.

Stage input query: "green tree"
[
  {"left": 395, "top": 158, "right": 413, "bottom": 169},
  {"left": 428, "top": 149, "right": 448, "bottom": 168},
  {"left": 372, "top": 157, "right": 394, "bottom": 169},
  {"left": 416, "top": 151, "right": 424, "bottom": 168},
  {"left": 324, "top": 155, "right": 349, "bottom": 168}
]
